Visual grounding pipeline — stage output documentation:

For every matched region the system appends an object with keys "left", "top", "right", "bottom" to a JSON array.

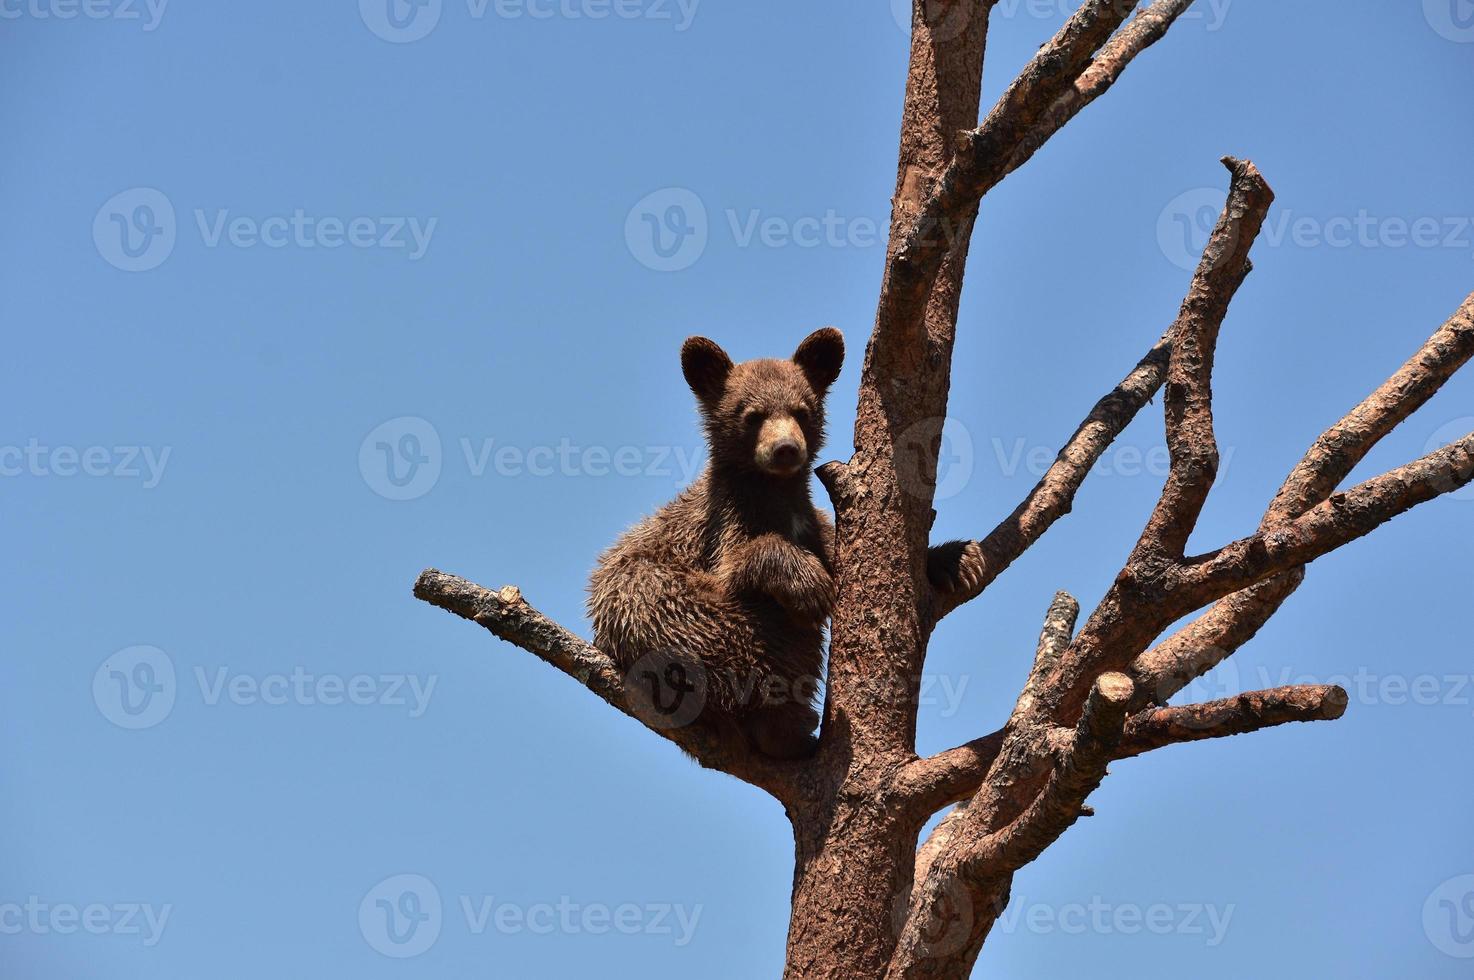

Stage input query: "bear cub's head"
[{"left": 681, "top": 327, "right": 844, "bottom": 480}]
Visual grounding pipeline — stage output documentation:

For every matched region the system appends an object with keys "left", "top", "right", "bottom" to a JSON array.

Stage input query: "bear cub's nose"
[{"left": 771, "top": 440, "right": 803, "bottom": 469}]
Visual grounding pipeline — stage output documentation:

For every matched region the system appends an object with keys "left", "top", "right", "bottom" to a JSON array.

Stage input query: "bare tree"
[{"left": 413, "top": 1, "right": 1474, "bottom": 976}]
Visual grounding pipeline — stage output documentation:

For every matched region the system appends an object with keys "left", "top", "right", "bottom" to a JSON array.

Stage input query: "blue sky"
[{"left": 3, "top": 1, "right": 1473, "bottom": 977}]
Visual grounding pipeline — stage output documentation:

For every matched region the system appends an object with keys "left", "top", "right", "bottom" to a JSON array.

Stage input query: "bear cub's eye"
[
  {"left": 791, "top": 406, "right": 811, "bottom": 424},
  {"left": 743, "top": 409, "right": 764, "bottom": 428}
]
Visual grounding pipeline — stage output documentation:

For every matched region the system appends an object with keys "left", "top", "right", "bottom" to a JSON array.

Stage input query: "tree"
[{"left": 413, "top": 1, "right": 1474, "bottom": 976}]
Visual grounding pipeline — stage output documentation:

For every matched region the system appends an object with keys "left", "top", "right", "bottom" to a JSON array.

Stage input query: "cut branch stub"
[
  {"left": 972, "top": 671, "right": 1134, "bottom": 876},
  {"left": 1118, "top": 685, "right": 1349, "bottom": 759}
]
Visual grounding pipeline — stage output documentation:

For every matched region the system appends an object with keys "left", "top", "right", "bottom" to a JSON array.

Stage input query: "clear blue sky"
[{"left": 3, "top": 2, "right": 1473, "bottom": 977}]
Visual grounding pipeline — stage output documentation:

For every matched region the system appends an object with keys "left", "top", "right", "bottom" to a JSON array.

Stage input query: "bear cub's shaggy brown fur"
[{"left": 588, "top": 328, "right": 845, "bottom": 759}]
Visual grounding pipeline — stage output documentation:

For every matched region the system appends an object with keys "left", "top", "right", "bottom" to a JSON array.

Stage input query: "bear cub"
[{"left": 588, "top": 328, "right": 845, "bottom": 759}]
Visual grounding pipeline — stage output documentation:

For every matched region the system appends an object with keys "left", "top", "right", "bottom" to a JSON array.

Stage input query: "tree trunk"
[
  {"left": 413, "top": 2, "right": 1474, "bottom": 976},
  {"left": 784, "top": 802, "right": 921, "bottom": 979}
]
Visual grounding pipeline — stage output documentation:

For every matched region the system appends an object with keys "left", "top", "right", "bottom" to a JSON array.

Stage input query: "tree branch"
[
  {"left": 879, "top": 0, "right": 1141, "bottom": 352},
  {"left": 931, "top": 156, "right": 1275, "bottom": 623},
  {"left": 894, "top": 680, "right": 1349, "bottom": 818},
  {"left": 999, "top": 0, "right": 1201, "bottom": 178},
  {"left": 899, "top": 285, "right": 1474, "bottom": 812},
  {"left": 971, "top": 672, "right": 1133, "bottom": 875},
  {"left": 1182, "top": 433, "right": 1474, "bottom": 597},
  {"left": 1126, "top": 567, "right": 1305, "bottom": 711},
  {"left": 412, "top": 569, "right": 802, "bottom": 804},
  {"left": 1129, "top": 290, "right": 1474, "bottom": 709},
  {"left": 886, "top": 674, "right": 1132, "bottom": 979},
  {"left": 930, "top": 335, "right": 1171, "bottom": 621},
  {"left": 1014, "top": 590, "right": 1080, "bottom": 721},
  {"left": 1117, "top": 684, "right": 1349, "bottom": 759},
  {"left": 1137, "top": 156, "right": 1273, "bottom": 559},
  {"left": 889, "top": 167, "right": 1467, "bottom": 829},
  {"left": 1265, "top": 291, "right": 1474, "bottom": 523},
  {"left": 995, "top": 158, "right": 1275, "bottom": 728},
  {"left": 896, "top": 591, "right": 1079, "bottom": 813}
]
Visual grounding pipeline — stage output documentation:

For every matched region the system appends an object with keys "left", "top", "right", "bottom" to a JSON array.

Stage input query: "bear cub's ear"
[
  {"left": 793, "top": 327, "right": 844, "bottom": 394},
  {"left": 681, "top": 336, "right": 734, "bottom": 405}
]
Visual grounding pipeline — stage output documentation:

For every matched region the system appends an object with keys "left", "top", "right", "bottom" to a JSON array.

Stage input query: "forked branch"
[{"left": 1131, "top": 291, "right": 1474, "bottom": 707}]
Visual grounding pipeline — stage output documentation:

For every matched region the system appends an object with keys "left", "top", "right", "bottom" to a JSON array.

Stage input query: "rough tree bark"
[{"left": 413, "top": 2, "right": 1474, "bottom": 975}]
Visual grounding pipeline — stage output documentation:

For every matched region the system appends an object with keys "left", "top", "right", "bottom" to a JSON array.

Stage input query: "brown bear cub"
[{"left": 588, "top": 328, "right": 845, "bottom": 759}]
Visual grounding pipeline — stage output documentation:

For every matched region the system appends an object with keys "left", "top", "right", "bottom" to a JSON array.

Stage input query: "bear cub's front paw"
[
  {"left": 926, "top": 539, "right": 984, "bottom": 594},
  {"left": 765, "top": 558, "right": 834, "bottom": 621}
]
